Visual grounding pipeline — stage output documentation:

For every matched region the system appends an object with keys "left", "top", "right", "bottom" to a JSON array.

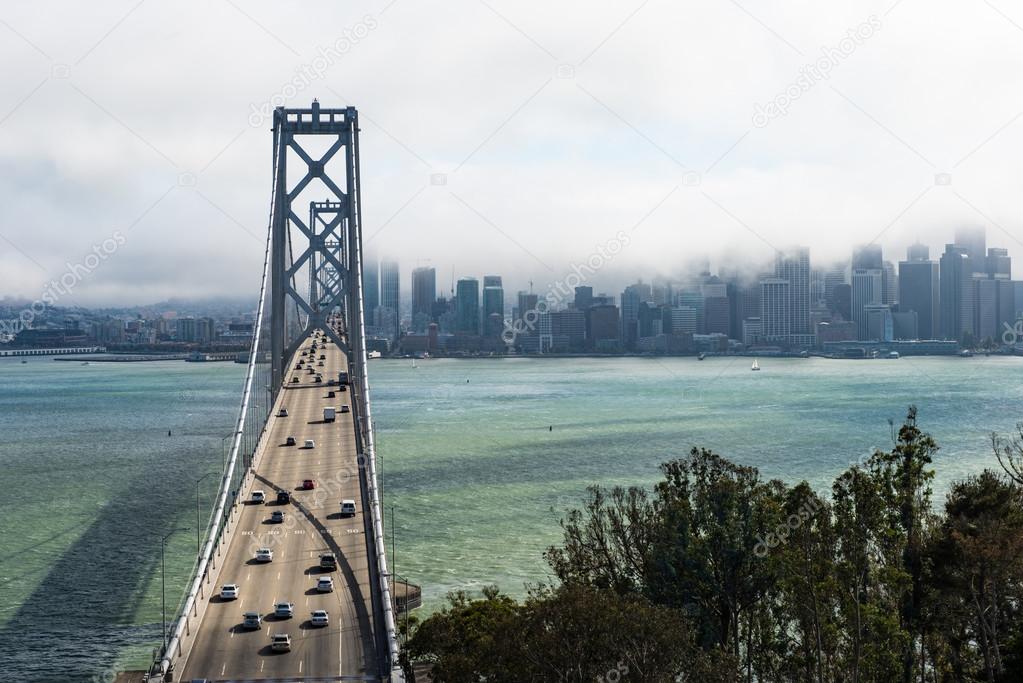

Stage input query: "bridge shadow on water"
[{"left": 0, "top": 468, "right": 194, "bottom": 682}]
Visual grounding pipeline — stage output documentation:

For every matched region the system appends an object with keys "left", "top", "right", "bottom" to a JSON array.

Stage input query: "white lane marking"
[
  {"left": 300, "top": 660, "right": 304, "bottom": 673},
  {"left": 221, "top": 663, "right": 226, "bottom": 676},
  {"left": 260, "top": 660, "right": 265, "bottom": 672},
  {"left": 277, "top": 572, "right": 281, "bottom": 581}
]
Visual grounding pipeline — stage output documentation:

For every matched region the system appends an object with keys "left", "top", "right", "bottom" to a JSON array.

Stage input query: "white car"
[
  {"left": 251, "top": 490, "right": 265, "bottom": 504},
  {"left": 316, "top": 576, "right": 334, "bottom": 593},
  {"left": 220, "top": 584, "right": 239, "bottom": 600},
  {"left": 340, "top": 500, "right": 356, "bottom": 517},
  {"left": 242, "top": 611, "right": 262, "bottom": 629},
  {"left": 278, "top": 408, "right": 289, "bottom": 417},
  {"left": 304, "top": 439, "right": 315, "bottom": 449},
  {"left": 271, "top": 633, "right": 292, "bottom": 652},
  {"left": 255, "top": 548, "right": 273, "bottom": 563},
  {"left": 310, "top": 609, "right": 329, "bottom": 627},
  {"left": 274, "top": 602, "right": 294, "bottom": 619}
]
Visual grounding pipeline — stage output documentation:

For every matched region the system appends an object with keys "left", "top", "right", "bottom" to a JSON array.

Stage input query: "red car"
[{"left": 302, "top": 479, "right": 316, "bottom": 490}]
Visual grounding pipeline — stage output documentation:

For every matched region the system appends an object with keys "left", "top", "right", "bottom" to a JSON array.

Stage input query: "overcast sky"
[{"left": 2, "top": 0, "right": 1023, "bottom": 306}]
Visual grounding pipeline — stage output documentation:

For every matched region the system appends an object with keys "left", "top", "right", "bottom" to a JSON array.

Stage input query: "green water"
[
  {"left": 370, "top": 355, "right": 1023, "bottom": 613},
  {"left": 0, "top": 354, "right": 1019, "bottom": 679}
]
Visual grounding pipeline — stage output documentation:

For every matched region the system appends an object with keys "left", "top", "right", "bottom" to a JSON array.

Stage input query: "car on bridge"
[
  {"left": 314, "top": 375, "right": 323, "bottom": 383},
  {"left": 270, "top": 510, "right": 285, "bottom": 523},
  {"left": 242, "top": 611, "right": 262, "bottom": 630},
  {"left": 316, "top": 576, "right": 334, "bottom": 593},
  {"left": 255, "top": 548, "right": 273, "bottom": 563},
  {"left": 319, "top": 552, "right": 337, "bottom": 570},
  {"left": 285, "top": 436, "right": 296, "bottom": 446},
  {"left": 340, "top": 405, "right": 350, "bottom": 413},
  {"left": 274, "top": 602, "right": 294, "bottom": 619},
  {"left": 277, "top": 408, "right": 289, "bottom": 417},
  {"left": 251, "top": 490, "right": 265, "bottom": 504},
  {"left": 270, "top": 633, "right": 291, "bottom": 652},
  {"left": 310, "top": 609, "right": 329, "bottom": 627},
  {"left": 276, "top": 490, "right": 291, "bottom": 504},
  {"left": 220, "top": 584, "right": 239, "bottom": 600},
  {"left": 291, "top": 377, "right": 299, "bottom": 384},
  {"left": 301, "top": 479, "right": 315, "bottom": 490},
  {"left": 340, "top": 499, "right": 356, "bottom": 517},
  {"left": 304, "top": 439, "right": 315, "bottom": 449}
]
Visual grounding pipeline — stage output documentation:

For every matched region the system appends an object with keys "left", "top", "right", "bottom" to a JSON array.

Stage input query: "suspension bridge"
[{"left": 155, "top": 102, "right": 402, "bottom": 682}]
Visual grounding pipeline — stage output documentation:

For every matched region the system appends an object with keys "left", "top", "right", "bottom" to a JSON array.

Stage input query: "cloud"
[{"left": 1, "top": 0, "right": 1022, "bottom": 305}]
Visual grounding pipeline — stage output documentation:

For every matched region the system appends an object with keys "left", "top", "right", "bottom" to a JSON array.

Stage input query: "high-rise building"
[
  {"left": 455, "top": 277, "right": 480, "bottom": 334},
  {"left": 620, "top": 282, "right": 651, "bottom": 350},
  {"left": 853, "top": 244, "right": 882, "bottom": 270},
  {"left": 976, "top": 278, "right": 999, "bottom": 342},
  {"left": 907, "top": 242, "right": 929, "bottom": 261},
  {"left": 823, "top": 264, "right": 848, "bottom": 315},
  {"left": 988, "top": 247, "right": 1011, "bottom": 279},
  {"left": 955, "top": 227, "right": 986, "bottom": 264},
  {"left": 864, "top": 304, "right": 894, "bottom": 342},
  {"left": 940, "top": 244, "right": 973, "bottom": 342},
  {"left": 574, "top": 286, "right": 593, "bottom": 311},
  {"left": 410, "top": 267, "right": 436, "bottom": 331},
  {"left": 760, "top": 278, "right": 791, "bottom": 341},
  {"left": 363, "top": 255, "right": 380, "bottom": 327},
  {"left": 882, "top": 261, "right": 898, "bottom": 306},
  {"left": 898, "top": 245, "right": 940, "bottom": 339},
  {"left": 380, "top": 259, "right": 400, "bottom": 340},
  {"left": 586, "top": 304, "right": 620, "bottom": 351},
  {"left": 851, "top": 268, "right": 883, "bottom": 339},
  {"left": 482, "top": 277, "right": 504, "bottom": 338},
  {"left": 774, "top": 248, "right": 810, "bottom": 335}
]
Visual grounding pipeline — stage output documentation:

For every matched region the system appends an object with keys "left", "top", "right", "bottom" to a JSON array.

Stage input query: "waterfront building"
[
  {"left": 774, "top": 247, "right": 811, "bottom": 335},
  {"left": 760, "top": 278, "right": 791, "bottom": 342},
  {"left": 898, "top": 247, "right": 940, "bottom": 339},
  {"left": 380, "top": 259, "right": 400, "bottom": 341},
  {"left": 940, "top": 244, "right": 972, "bottom": 342},
  {"left": 411, "top": 267, "right": 436, "bottom": 331},
  {"left": 851, "top": 268, "right": 883, "bottom": 339},
  {"left": 455, "top": 277, "right": 480, "bottom": 334}
]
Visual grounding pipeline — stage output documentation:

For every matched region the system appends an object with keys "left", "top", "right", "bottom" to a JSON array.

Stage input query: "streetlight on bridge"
[
  {"left": 195, "top": 472, "right": 218, "bottom": 554},
  {"left": 160, "top": 527, "right": 190, "bottom": 658}
]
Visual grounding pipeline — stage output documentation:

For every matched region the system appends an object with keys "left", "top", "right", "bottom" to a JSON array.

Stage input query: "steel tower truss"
[{"left": 269, "top": 101, "right": 362, "bottom": 397}]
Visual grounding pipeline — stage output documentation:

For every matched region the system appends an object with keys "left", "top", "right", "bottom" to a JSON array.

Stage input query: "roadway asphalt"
[{"left": 180, "top": 331, "right": 378, "bottom": 681}]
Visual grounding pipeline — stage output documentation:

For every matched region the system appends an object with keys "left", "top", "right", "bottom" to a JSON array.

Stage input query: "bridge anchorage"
[{"left": 156, "top": 102, "right": 403, "bottom": 682}]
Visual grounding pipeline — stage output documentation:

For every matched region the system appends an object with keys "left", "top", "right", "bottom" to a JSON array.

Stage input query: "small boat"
[
  {"left": 751, "top": 358, "right": 760, "bottom": 371},
  {"left": 698, "top": 352, "right": 706, "bottom": 361},
  {"left": 411, "top": 358, "right": 417, "bottom": 368},
  {"left": 81, "top": 361, "right": 90, "bottom": 366},
  {"left": 959, "top": 349, "right": 973, "bottom": 358},
  {"left": 20, "top": 360, "right": 28, "bottom": 364},
  {"left": 888, "top": 351, "right": 900, "bottom": 359}
]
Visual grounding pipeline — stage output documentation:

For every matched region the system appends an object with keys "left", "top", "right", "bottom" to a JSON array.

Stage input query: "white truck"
[{"left": 323, "top": 407, "right": 336, "bottom": 423}]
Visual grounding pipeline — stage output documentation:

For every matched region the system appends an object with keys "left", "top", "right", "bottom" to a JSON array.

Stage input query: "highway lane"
[{"left": 181, "top": 332, "right": 378, "bottom": 681}]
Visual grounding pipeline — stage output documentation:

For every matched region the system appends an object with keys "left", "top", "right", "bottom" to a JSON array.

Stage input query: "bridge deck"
[{"left": 180, "top": 335, "right": 377, "bottom": 681}]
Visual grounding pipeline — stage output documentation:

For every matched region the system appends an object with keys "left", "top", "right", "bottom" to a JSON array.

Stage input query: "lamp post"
[
  {"left": 195, "top": 472, "right": 217, "bottom": 554},
  {"left": 161, "top": 527, "right": 190, "bottom": 657}
]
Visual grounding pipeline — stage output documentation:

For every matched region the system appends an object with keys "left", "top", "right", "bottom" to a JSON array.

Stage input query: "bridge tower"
[{"left": 269, "top": 101, "right": 366, "bottom": 399}]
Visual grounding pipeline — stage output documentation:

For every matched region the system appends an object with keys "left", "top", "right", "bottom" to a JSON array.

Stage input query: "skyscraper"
[
  {"left": 760, "top": 278, "right": 791, "bottom": 341},
  {"left": 482, "top": 276, "right": 504, "bottom": 338},
  {"left": 853, "top": 244, "right": 882, "bottom": 270},
  {"left": 851, "top": 268, "right": 883, "bottom": 339},
  {"left": 455, "top": 277, "right": 480, "bottom": 334},
  {"left": 774, "top": 247, "right": 810, "bottom": 334},
  {"left": 380, "top": 259, "right": 400, "bottom": 340},
  {"left": 411, "top": 267, "right": 436, "bottom": 331},
  {"left": 363, "top": 255, "right": 379, "bottom": 327},
  {"left": 574, "top": 286, "right": 593, "bottom": 311},
  {"left": 898, "top": 247, "right": 940, "bottom": 339},
  {"left": 620, "top": 282, "right": 652, "bottom": 350},
  {"left": 882, "top": 261, "right": 898, "bottom": 306},
  {"left": 955, "top": 227, "right": 986, "bottom": 264},
  {"left": 940, "top": 244, "right": 972, "bottom": 342}
]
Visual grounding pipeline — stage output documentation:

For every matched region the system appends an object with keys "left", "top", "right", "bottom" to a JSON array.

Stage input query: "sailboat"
[
  {"left": 751, "top": 358, "right": 760, "bottom": 371},
  {"left": 697, "top": 352, "right": 706, "bottom": 361},
  {"left": 411, "top": 358, "right": 417, "bottom": 368}
]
